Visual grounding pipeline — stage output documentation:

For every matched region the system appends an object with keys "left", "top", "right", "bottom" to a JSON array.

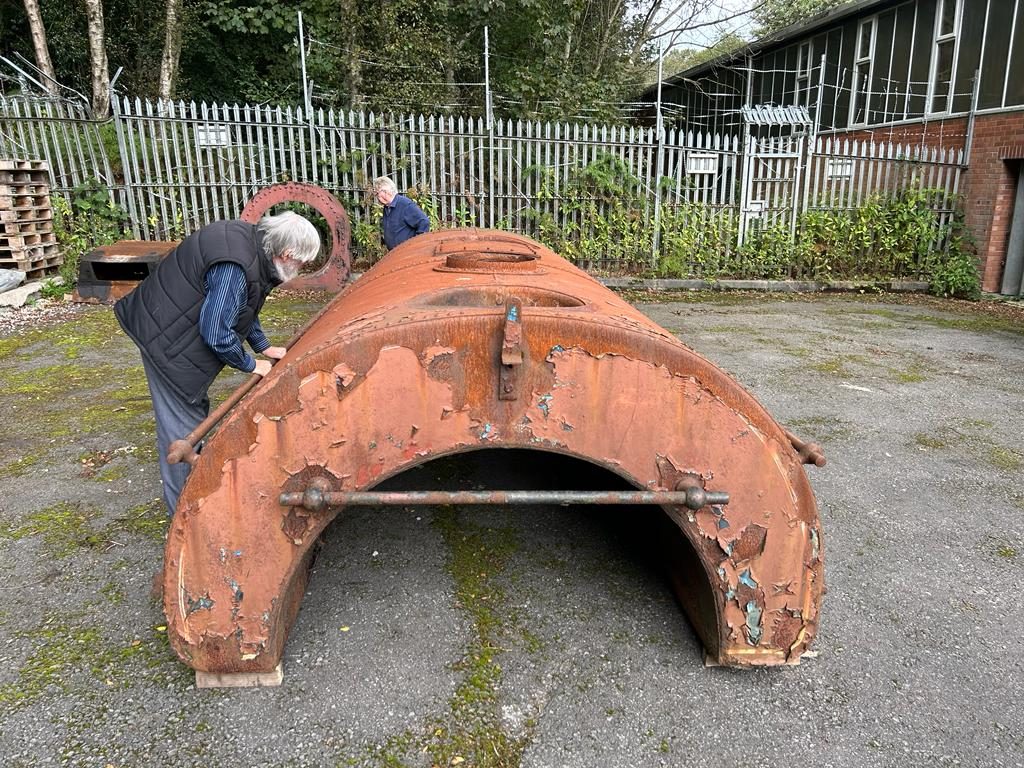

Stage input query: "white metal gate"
[{"left": 738, "top": 134, "right": 807, "bottom": 245}]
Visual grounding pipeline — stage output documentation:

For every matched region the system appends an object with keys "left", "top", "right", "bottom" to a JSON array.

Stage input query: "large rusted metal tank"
[{"left": 163, "top": 229, "right": 825, "bottom": 685}]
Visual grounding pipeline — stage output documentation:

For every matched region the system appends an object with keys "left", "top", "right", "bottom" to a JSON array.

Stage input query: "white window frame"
[
  {"left": 849, "top": 17, "right": 876, "bottom": 126},
  {"left": 795, "top": 41, "right": 812, "bottom": 106},
  {"left": 927, "top": 0, "right": 962, "bottom": 114},
  {"left": 686, "top": 152, "right": 718, "bottom": 175}
]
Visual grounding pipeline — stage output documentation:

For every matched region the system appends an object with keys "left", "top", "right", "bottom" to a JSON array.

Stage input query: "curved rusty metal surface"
[
  {"left": 163, "top": 229, "right": 824, "bottom": 675},
  {"left": 240, "top": 182, "right": 351, "bottom": 292}
]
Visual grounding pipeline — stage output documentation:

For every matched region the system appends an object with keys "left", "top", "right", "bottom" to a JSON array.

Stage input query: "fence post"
[{"left": 650, "top": 38, "right": 665, "bottom": 269}]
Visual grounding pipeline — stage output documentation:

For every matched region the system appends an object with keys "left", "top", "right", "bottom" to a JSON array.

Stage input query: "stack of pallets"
[{"left": 0, "top": 160, "right": 62, "bottom": 279}]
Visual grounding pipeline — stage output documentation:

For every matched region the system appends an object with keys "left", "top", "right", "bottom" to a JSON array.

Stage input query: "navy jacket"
[
  {"left": 114, "top": 220, "right": 279, "bottom": 404},
  {"left": 382, "top": 194, "right": 430, "bottom": 250}
]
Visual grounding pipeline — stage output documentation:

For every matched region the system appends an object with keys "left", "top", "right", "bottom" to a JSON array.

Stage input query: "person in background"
[
  {"left": 374, "top": 176, "right": 430, "bottom": 250},
  {"left": 114, "top": 212, "right": 321, "bottom": 516}
]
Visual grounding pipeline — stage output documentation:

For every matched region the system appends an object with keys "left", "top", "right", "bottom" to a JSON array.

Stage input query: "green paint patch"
[{"left": 988, "top": 447, "right": 1023, "bottom": 471}]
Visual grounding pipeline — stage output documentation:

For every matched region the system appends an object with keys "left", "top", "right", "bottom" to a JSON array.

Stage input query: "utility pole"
[{"left": 298, "top": 11, "right": 316, "bottom": 182}]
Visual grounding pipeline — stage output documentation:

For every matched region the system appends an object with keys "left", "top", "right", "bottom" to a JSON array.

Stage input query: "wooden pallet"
[
  {"left": 0, "top": 170, "right": 48, "bottom": 185},
  {"left": 0, "top": 203, "right": 53, "bottom": 219},
  {"left": 0, "top": 159, "right": 48, "bottom": 173},
  {"left": 0, "top": 218, "right": 53, "bottom": 236},
  {"left": 0, "top": 251, "right": 63, "bottom": 272},
  {"left": 0, "top": 209, "right": 52, "bottom": 224},
  {"left": 0, "top": 194, "right": 50, "bottom": 211},
  {"left": 0, "top": 231, "right": 56, "bottom": 248},
  {"left": 0, "top": 183, "right": 50, "bottom": 198}
]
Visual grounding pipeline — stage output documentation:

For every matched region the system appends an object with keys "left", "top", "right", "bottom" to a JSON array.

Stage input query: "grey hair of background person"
[
  {"left": 373, "top": 176, "right": 397, "bottom": 195},
  {"left": 258, "top": 211, "right": 321, "bottom": 263}
]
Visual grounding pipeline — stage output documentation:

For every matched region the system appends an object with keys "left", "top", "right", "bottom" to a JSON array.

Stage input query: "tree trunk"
[
  {"left": 22, "top": 0, "right": 58, "bottom": 95},
  {"left": 340, "top": 0, "right": 362, "bottom": 108},
  {"left": 83, "top": 0, "right": 110, "bottom": 118},
  {"left": 158, "top": 0, "right": 183, "bottom": 102}
]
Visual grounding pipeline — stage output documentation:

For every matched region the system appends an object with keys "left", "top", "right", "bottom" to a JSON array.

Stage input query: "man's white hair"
[
  {"left": 373, "top": 176, "right": 397, "bottom": 195},
  {"left": 258, "top": 211, "right": 320, "bottom": 264}
]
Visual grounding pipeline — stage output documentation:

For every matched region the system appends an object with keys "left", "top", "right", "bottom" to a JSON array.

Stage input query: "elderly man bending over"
[
  {"left": 115, "top": 212, "right": 321, "bottom": 516},
  {"left": 374, "top": 176, "right": 430, "bottom": 250}
]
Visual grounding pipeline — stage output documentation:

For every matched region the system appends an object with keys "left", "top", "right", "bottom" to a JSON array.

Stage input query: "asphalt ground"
[{"left": 0, "top": 291, "right": 1022, "bottom": 768}]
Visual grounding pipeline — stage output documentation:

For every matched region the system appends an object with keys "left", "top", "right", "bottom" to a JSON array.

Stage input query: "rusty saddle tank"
[{"left": 164, "top": 229, "right": 825, "bottom": 685}]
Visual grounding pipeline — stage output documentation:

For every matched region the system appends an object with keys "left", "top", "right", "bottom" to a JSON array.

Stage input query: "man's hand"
[
  {"left": 253, "top": 359, "right": 273, "bottom": 377},
  {"left": 263, "top": 346, "right": 287, "bottom": 360}
]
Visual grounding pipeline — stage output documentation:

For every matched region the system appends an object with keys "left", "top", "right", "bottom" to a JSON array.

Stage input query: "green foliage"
[
  {"left": 51, "top": 179, "right": 129, "bottom": 291},
  {"left": 520, "top": 166, "right": 976, "bottom": 292},
  {"left": 657, "top": 203, "right": 736, "bottom": 277},
  {"left": 927, "top": 228, "right": 981, "bottom": 300},
  {"left": 522, "top": 153, "right": 653, "bottom": 268},
  {"left": 753, "top": 0, "right": 845, "bottom": 37},
  {"left": 1, "top": 0, "right": 654, "bottom": 119}
]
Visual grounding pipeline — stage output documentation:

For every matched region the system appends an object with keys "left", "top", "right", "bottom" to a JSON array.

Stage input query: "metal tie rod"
[{"left": 280, "top": 488, "right": 729, "bottom": 513}]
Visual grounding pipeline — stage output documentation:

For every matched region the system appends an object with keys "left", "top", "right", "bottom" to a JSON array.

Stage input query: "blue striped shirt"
[{"left": 199, "top": 262, "right": 270, "bottom": 373}]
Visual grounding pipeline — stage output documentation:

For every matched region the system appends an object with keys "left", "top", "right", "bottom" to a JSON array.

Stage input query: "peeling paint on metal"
[
  {"left": 186, "top": 594, "right": 214, "bottom": 615},
  {"left": 738, "top": 569, "right": 758, "bottom": 589},
  {"left": 745, "top": 601, "right": 763, "bottom": 645},
  {"left": 537, "top": 394, "right": 552, "bottom": 417}
]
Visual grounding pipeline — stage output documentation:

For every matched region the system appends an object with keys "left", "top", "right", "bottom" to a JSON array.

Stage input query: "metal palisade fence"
[{"left": 0, "top": 94, "right": 963, "bottom": 277}]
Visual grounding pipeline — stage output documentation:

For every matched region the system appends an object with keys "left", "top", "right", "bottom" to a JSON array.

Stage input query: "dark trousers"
[{"left": 141, "top": 356, "right": 209, "bottom": 516}]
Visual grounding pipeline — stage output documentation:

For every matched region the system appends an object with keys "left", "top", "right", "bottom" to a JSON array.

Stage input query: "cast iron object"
[
  {"left": 163, "top": 229, "right": 826, "bottom": 680},
  {"left": 72, "top": 240, "right": 177, "bottom": 304},
  {"left": 240, "top": 181, "right": 351, "bottom": 292}
]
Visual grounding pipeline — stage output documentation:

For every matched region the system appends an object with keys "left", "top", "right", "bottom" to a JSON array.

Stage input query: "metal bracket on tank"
[{"left": 499, "top": 298, "right": 523, "bottom": 401}]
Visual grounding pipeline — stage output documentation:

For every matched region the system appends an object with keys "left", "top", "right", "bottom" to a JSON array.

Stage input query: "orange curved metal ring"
[{"left": 240, "top": 182, "right": 352, "bottom": 292}]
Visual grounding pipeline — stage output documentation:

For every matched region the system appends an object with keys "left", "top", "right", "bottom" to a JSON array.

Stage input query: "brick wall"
[
  {"left": 820, "top": 111, "right": 1024, "bottom": 292},
  {"left": 965, "top": 113, "right": 1024, "bottom": 292},
  {"left": 820, "top": 118, "right": 968, "bottom": 151}
]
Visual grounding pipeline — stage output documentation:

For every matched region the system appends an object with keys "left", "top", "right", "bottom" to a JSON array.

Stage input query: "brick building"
[{"left": 643, "top": 0, "right": 1024, "bottom": 295}]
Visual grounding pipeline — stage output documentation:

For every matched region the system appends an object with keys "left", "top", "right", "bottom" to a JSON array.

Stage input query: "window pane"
[
  {"left": 931, "top": 39, "right": 953, "bottom": 111},
  {"left": 799, "top": 43, "right": 810, "bottom": 72},
  {"left": 940, "top": 0, "right": 956, "bottom": 36},
  {"left": 859, "top": 22, "right": 873, "bottom": 59},
  {"left": 935, "top": 39, "right": 954, "bottom": 88},
  {"left": 854, "top": 62, "right": 870, "bottom": 122}
]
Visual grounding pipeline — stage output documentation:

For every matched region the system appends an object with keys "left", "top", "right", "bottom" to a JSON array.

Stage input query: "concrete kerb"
[{"left": 596, "top": 277, "right": 932, "bottom": 293}]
